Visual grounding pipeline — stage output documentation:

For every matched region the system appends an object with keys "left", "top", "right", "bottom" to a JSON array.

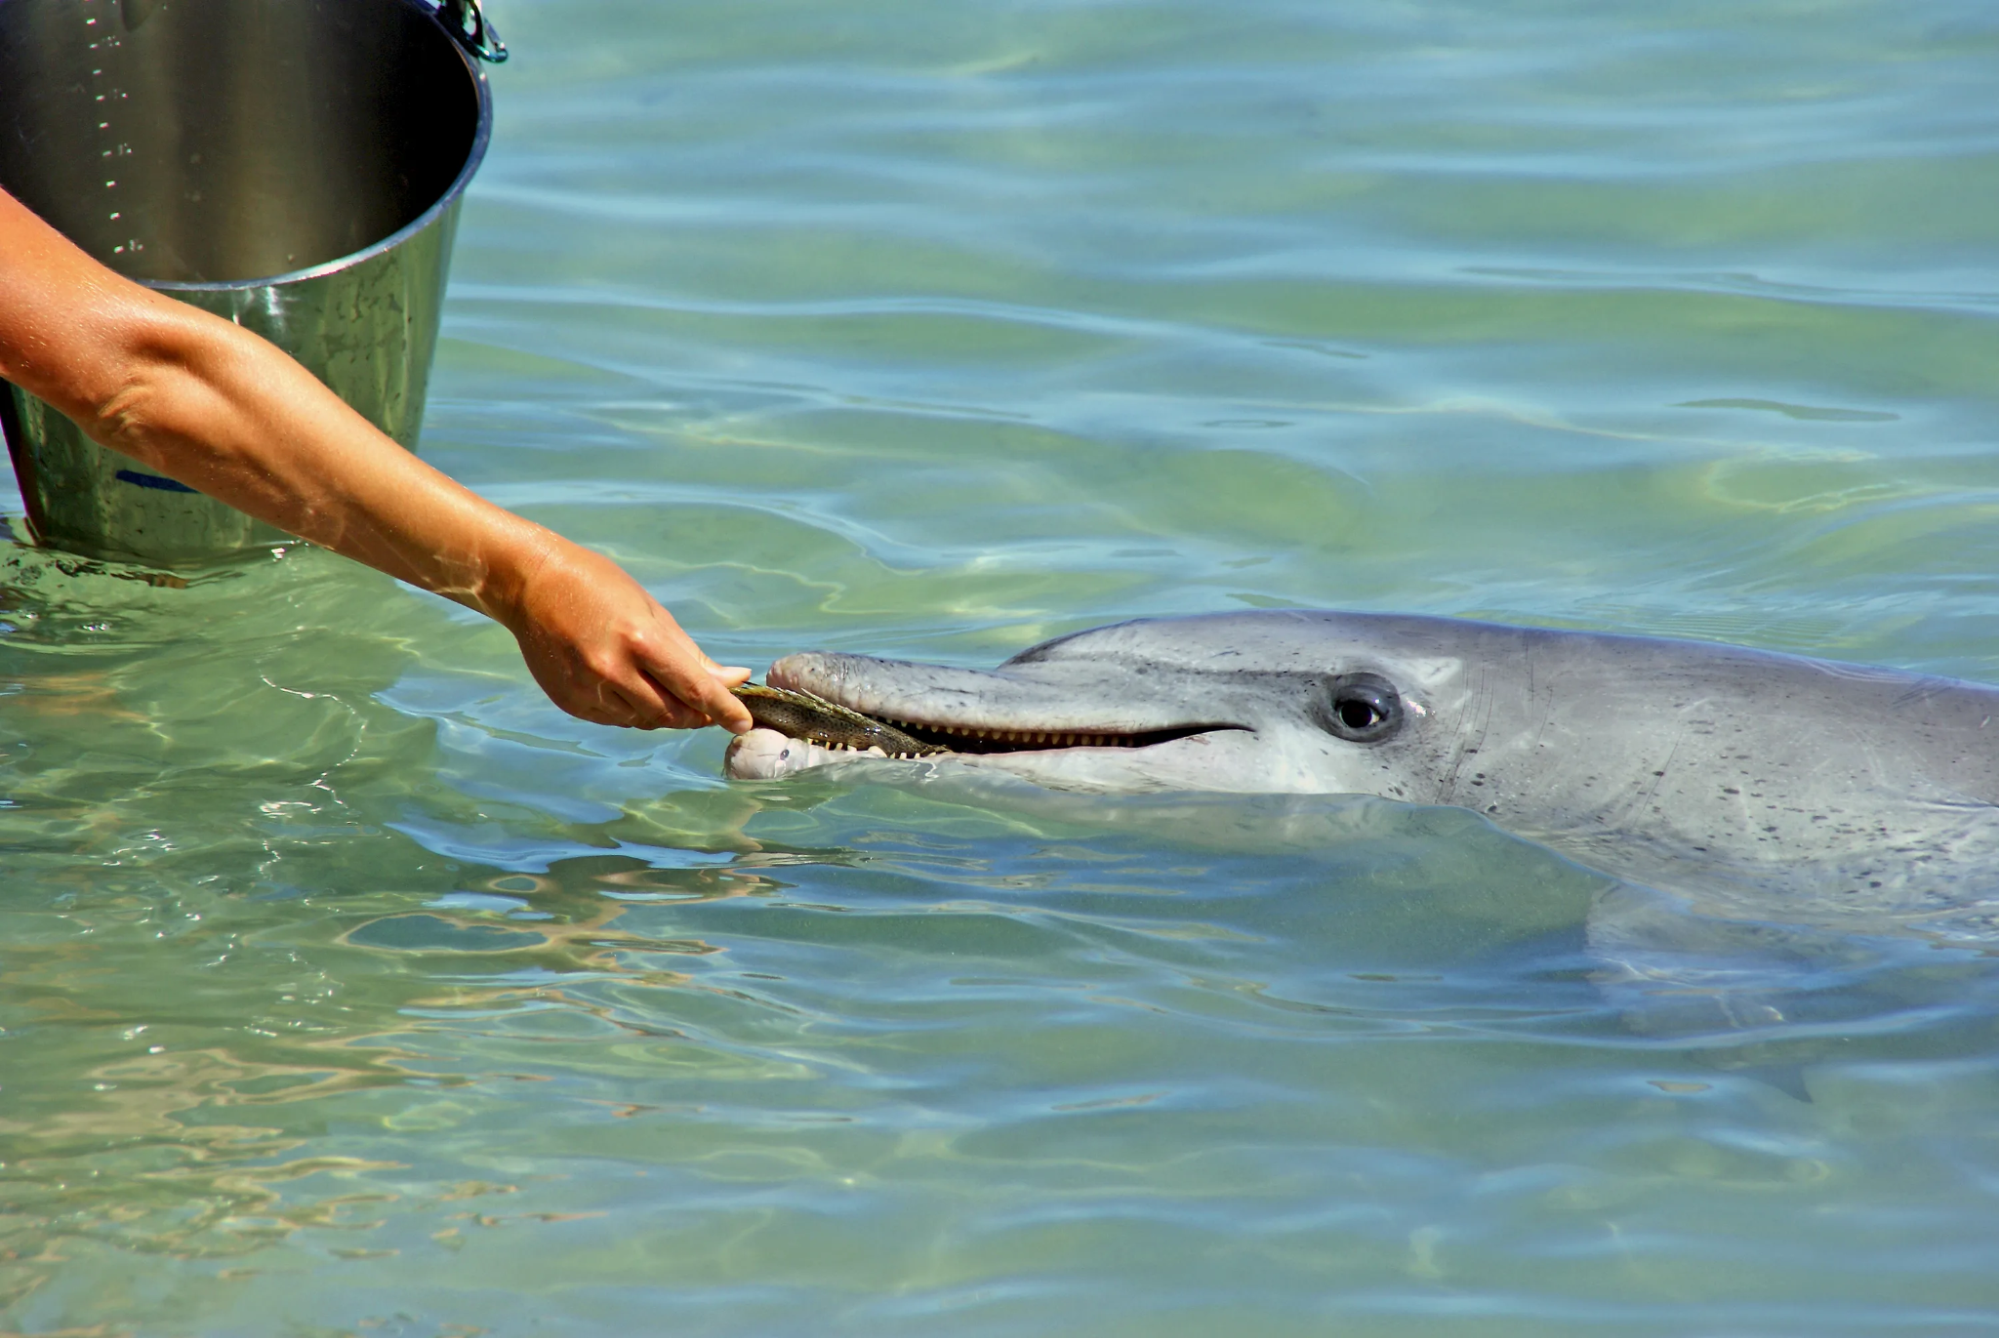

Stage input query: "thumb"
[{"left": 696, "top": 661, "right": 756, "bottom": 733}]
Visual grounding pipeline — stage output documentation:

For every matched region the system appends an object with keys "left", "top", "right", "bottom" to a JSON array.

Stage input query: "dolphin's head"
[{"left": 725, "top": 611, "right": 1489, "bottom": 797}]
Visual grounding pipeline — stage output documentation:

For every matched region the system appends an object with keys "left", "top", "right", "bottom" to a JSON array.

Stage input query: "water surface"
[{"left": 5, "top": 0, "right": 1999, "bottom": 1332}]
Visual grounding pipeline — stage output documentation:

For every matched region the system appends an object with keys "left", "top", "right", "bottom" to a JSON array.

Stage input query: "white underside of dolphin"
[{"left": 725, "top": 610, "right": 1999, "bottom": 936}]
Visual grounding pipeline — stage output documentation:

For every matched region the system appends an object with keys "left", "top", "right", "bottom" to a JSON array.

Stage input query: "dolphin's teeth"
[{"left": 799, "top": 714, "right": 1205, "bottom": 755}]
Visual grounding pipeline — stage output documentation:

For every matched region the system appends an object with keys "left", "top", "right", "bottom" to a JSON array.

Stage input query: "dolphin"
[{"left": 725, "top": 610, "right": 1999, "bottom": 935}]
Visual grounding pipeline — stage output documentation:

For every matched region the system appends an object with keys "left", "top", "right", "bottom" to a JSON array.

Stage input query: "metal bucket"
[{"left": 0, "top": 0, "right": 504, "bottom": 567}]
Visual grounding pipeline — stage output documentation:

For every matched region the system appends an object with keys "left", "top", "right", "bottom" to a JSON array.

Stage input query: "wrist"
[{"left": 472, "top": 517, "right": 566, "bottom": 634}]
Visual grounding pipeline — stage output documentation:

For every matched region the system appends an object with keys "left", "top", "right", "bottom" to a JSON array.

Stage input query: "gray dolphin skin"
[{"left": 726, "top": 610, "right": 1999, "bottom": 927}]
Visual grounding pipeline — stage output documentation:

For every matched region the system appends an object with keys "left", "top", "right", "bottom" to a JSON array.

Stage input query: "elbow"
[
  {"left": 74, "top": 304, "right": 229, "bottom": 467},
  {"left": 89, "top": 369, "right": 167, "bottom": 457}
]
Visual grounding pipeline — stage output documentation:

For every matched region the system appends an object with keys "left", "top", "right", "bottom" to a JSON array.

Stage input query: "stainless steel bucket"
[{"left": 0, "top": 0, "right": 503, "bottom": 567}]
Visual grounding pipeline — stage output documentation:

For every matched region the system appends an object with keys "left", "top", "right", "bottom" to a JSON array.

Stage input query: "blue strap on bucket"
[{"left": 115, "top": 468, "right": 197, "bottom": 494}]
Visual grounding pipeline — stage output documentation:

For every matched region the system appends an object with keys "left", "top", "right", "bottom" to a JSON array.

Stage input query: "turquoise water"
[{"left": 6, "top": 0, "right": 1999, "bottom": 1331}]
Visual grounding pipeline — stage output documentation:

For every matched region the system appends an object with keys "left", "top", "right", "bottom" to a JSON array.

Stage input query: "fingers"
[
  {"left": 534, "top": 643, "right": 752, "bottom": 733},
  {"left": 632, "top": 657, "right": 755, "bottom": 734},
  {"left": 695, "top": 661, "right": 756, "bottom": 733},
  {"left": 556, "top": 672, "right": 704, "bottom": 731},
  {"left": 619, "top": 614, "right": 754, "bottom": 733},
  {"left": 520, "top": 641, "right": 709, "bottom": 732},
  {"left": 566, "top": 640, "right": 752, "bottom": 733},
  {"left": 502, "top": 537, "right": 760, "bottom": 733}
]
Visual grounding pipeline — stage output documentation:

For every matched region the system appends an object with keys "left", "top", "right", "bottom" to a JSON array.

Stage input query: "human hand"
[
  {"left": 499, "top": 536, "right": 754, "bottom": 732},
  {"left": 0, "top": 184, "right": 752, "bottom": 730}
]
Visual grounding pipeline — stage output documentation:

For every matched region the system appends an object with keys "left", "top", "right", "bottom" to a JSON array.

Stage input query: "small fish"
[{"left": 731, "top": 682, "right": 949, "bottom": 758}]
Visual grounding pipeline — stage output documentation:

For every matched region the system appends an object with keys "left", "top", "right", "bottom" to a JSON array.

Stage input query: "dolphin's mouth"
[
  {"left": 741, "top": 654, "right": 1249, "bottom": 758},
  {"left": 843, "top": 714, "right": 1233, "bottom": 755}
]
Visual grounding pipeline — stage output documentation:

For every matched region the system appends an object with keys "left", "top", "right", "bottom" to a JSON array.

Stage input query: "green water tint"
[{"left": 7, "top": 0, "right": 1999, "bottom": 1332}]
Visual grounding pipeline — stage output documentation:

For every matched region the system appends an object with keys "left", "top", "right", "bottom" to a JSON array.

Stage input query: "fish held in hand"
[{"left": 730, "top": 682, "right": 947, "bottom": 760}]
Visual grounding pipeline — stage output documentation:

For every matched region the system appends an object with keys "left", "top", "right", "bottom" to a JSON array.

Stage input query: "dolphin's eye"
[{"left": 1319, "top": 673, "right": 1404, "bottom": 743}]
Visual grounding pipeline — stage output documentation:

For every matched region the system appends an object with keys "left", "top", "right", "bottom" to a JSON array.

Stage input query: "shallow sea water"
[{"left": 6, "top": 0, "right": 1999, "bottom": 1332}]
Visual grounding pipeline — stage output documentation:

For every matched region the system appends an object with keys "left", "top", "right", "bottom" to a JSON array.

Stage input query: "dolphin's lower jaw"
[{"left": 724, "top": 724, "right": 1269, "bottom": 789}]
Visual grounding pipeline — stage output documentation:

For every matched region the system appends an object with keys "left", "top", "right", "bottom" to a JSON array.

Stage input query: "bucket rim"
[{"left": 143, "top": 0, "right": 494, "bottom": 295}]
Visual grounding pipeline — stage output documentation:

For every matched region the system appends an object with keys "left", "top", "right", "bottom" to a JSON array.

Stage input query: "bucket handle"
[{"left": 436, "top": 0, "right": 508, "bottom": 63}]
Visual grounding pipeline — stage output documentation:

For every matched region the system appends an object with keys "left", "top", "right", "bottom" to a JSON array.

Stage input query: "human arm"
[{"left": 0, "top": 185, "right": 753, "bottom": 732}]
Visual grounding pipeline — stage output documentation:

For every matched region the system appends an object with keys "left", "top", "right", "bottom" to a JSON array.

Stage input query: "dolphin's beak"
[{"left": 763, "top": 652, "right": 1248, "bottom": 755}]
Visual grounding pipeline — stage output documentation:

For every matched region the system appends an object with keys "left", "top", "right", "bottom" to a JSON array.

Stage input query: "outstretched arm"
[{"left": 0, "top": 186, "right": 753, "bottom": 732}]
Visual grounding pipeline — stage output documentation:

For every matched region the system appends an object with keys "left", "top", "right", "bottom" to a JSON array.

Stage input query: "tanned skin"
[{"left": 0, "top": 186, "right": 754, "bottom": 734}]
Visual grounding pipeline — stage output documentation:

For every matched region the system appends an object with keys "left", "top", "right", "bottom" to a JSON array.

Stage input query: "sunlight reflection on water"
[{"left": 4, "top": 0, "right": 1999, "bottom": 1331}]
